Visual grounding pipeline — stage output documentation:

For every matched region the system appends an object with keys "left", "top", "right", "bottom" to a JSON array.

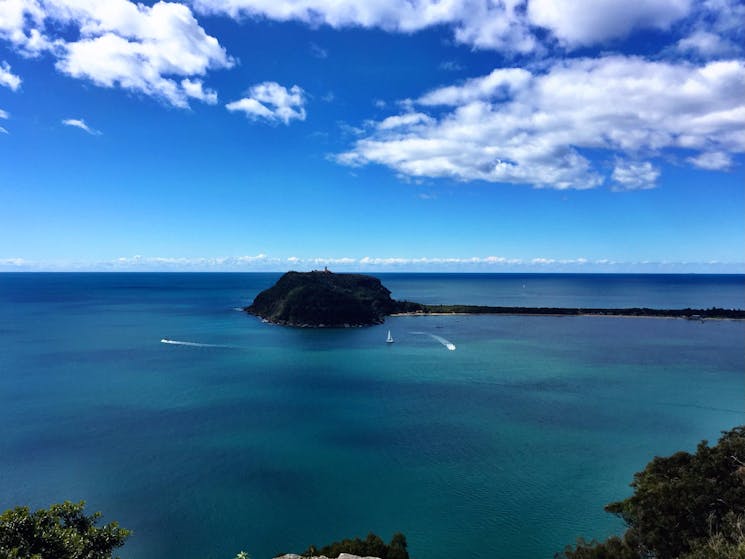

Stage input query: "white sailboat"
[{"left": 386, "top": 330, "right": 394, "bottom": 344}]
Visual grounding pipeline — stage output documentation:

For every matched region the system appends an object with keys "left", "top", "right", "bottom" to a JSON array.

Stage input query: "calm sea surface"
[{"left": 1, "top": 273, "right": 743, "bottom": 559}]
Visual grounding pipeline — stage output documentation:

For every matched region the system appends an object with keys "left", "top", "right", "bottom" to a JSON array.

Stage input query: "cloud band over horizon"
[{"left": 1, "top": 254, "right": 742, "bottom": 273}]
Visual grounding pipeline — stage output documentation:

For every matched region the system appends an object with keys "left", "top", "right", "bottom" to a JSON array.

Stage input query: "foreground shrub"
[
  {"left": 303, "top": 531, "right": 409, "bottom": 559},
  {"left": 0, "top": 500, "right": 130, "bottom": 559},
  {"left": 558, "top": 426, "right": 745, "bottom": 558}
]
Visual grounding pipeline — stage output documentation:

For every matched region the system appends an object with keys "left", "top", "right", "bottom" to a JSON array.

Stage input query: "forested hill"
[
  {"left": 245, "top": 271, "right": 745, "bottom": 327},
  {"left": 245, "top": 270, "right": 403, "bottom": 327}
]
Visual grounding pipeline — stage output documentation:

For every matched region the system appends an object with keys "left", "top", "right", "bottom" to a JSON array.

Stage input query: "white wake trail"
[
  {"left": 410, "top": 332, "right": 457, "bottom": 351},
  {"left": 160, "top": 339, "right": 235, "bottom": 348},
  {"left": 429, "top": 334, "right": 456, "bottom": 351}
]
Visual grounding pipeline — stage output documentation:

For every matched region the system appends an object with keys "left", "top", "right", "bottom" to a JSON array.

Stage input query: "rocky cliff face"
[{"left": 245, "top": 271, "right": 402, "bottom": 327}]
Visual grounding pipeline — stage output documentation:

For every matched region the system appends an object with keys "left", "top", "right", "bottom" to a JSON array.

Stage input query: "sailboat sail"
[{"left": 386, "top": 330, "right": 394, "bottom": 343}]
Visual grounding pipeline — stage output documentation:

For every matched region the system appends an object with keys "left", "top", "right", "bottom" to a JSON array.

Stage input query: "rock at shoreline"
[
  {"left": 276, "top": 555, "right": 381, "bottom": 559},
  {"left": 245, "top": 270, "right": 407, "bottom": 327}
]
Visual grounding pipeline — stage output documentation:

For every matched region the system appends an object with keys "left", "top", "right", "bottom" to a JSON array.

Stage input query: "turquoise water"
[{"left": 1, "top": 273, "right": 743, "bottom": 559}]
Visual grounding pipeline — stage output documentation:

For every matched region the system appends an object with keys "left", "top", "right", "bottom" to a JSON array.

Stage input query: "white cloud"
[
  {"left": 0, "top": 0, "right": 232, "bottom": 107},
  {"left": 0, "top": 0, "right": 740, "bottom": 76},
  {"left": 611, "top": 160, "right": 660, "bottom": 190},
  {"left": 181, "top": 78, "right": 218, "bottom": 104},
  {"left": 0, "top": 61, "right": 21, "bottom": 90},
  {"left": 0, "top": 0, "right": 46, "bottom": 52},
  {"left": 0, "top": 108, "right": 8, "bottom": 119},
  {"left": 677, "top": 30, "right": 737, "bottom": 58},
  {"left": 377, "top": 112, "right": 434, "bottom": 130},
  {"left": 699, "top": 0, "right": 745, "bottom": 37},
  {"left": 418, "top": 68, "right": 531, "bottom": 106},
  {"left": 62, "top": 118, "right": 101, "bottom": 135},
  {"left": 0, "top": 257, "right": 29, "bottom": 266},
  {"left": 226, "top": 82, "right": 306, "bottom": 125},
  {"left": 107, "top": 254, "right": 277, "bottom": 270},
  {"left": 190, "top": 0, "right": 732, "bottom": 53},
  {"left": 337, "top": 57, "right": 745, "bottom": 190},
  {"left": 192, "top": 0, "right": 472, "bottom": 31},
  {"left": 1, "top": 254, "right": 742, "bottom": 273},
  {"left": 183, "top": 0, "right": 573, "bottom": 53},
  {"left": 527, "top": 0, "right": 692, "bottom": 46},
  {"left": 687, "top": 151, "right": 732, "bottom": 170},
  {"left": 450, "top": 2, "right": 540, "bottom": 53},
  {"left": 668, "top": 1, "right": 744, "bottom": 59}
]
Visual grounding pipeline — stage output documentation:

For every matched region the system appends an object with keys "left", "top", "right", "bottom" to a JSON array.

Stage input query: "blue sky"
[{"left": 0, "top": 0, "right": 743, "bottom": 272}]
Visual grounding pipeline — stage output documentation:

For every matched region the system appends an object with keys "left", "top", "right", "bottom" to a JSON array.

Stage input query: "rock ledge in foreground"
[{"left": 276, "top": 555, "right": 380, "bottom": 559}]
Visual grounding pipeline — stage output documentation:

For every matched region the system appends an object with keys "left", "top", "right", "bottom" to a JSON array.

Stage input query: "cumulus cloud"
[
  {"left": 687, "top": 151, "right": 732, "bottom": 170},
  {"left": 226, "top": 82, "right": 306, "bottom": 124},
  {"left": 190, "top": 0, "right": 729, "bottom": 53},
  {"left": 337, "top": 56, "right": 745, "bottom": 190},
  {"left": 0, "top": 108, "right": 7, "bottom": 133},
  {"left": 677, "top": 30, "right": 738, "bottom": 58},
  {"left": 418, "top": 68, "right": 531, "bottom": 106},
  {"left": 611, "top": 160, "right": 660, "bottom": 190},
  {"left": 377, "top": 112, "right": 434, "bottom": 130},
  {"left": 0, "top": 0, "right": 46, "bottom": 53},
  {"left": 192, "top": 0, "right": 531, "bottom": 52},
  {"left": 527, "top": 0, "right": 692, "bottom": 46},
  {"left": 62, "top": 118, "right": 101, "bottom": 135},
  {"left": 0, "top": 0, "right": 232, "bottom": 107},
  {"left": 0, "top": 61, "right": 21, "bottom": 90},
  {"left": 671, "top": 1, "right": 744, "bottom": 59},
  {"left": 0, "top": 0, "right": 741, "bottom": 78},
  {"left": 181, "top": 78, "right": 218, "bottom": 104}
]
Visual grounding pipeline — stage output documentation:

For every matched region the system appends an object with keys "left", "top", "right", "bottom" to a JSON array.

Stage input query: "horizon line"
[{"left": 1, "top": 255, "right": 744, "bottom": 274}]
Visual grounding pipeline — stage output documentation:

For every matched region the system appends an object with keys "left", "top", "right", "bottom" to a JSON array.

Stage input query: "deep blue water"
[{"left": 1, "top": 273, "right": 743, "bottom": 559}]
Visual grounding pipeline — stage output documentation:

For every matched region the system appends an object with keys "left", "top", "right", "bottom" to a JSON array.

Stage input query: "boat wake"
[
  {"left": 160, "top": 339, "right": 235, "bottom": 349},
  {"left": 410, "top": 332, "right": 457, "bottom": 351}
]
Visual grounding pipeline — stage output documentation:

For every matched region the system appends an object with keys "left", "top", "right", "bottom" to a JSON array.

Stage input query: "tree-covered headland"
[
  {"left": 246, "top": 271, "right": 745, "bottom": 327},
  {"left": 557, "top": 426, "right": 745, "bottom": 559}
]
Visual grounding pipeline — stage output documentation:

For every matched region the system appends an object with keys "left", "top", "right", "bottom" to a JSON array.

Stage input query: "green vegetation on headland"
[
  {"left": 245, "top": 270, "right": 403, "bottom": 327},
  {"left": 557, "top": 426, "right": 745, "bottom": 559},
  {"left": 403, "top": 304, "right": 745, "bottom": 319},
  {"left": 246, "top": 271, "right": 745, "bottom": 327}
]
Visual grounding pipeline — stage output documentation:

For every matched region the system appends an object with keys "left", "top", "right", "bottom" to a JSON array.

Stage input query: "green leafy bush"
[
  {"left": 0, "top": 500, "right": 130, "bottom": 559},
  {"left": 558, "top": 426, "right": 745, "bottom": 558}
]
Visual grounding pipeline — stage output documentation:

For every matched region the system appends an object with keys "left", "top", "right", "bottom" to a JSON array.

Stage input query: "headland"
[{"left": 245, "top": 271, "right": 745, "bottom": 327}]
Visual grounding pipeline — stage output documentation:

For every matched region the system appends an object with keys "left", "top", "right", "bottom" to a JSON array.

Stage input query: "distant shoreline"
[{"left": 391, "top": 306, "right": 745, "bottom": 320}]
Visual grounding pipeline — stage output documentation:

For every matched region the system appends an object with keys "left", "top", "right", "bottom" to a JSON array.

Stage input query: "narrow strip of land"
[{"left": 393, "top": 304, "right": 745, "bottom": 320}]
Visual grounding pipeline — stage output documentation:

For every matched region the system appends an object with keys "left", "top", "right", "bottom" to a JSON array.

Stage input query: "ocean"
[{"left": 1, "top": 273, "right": 743, "bottom": 559}]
